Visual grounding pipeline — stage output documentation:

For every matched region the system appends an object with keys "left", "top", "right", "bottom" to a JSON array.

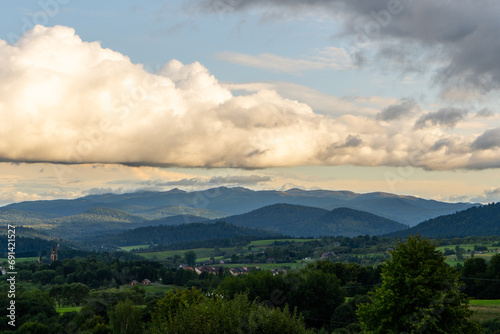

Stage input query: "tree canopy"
[{"left": 357, "top": 235, "right": 481, "bottom": 333}]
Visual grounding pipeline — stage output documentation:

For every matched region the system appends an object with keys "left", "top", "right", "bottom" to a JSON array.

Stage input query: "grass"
[
  {"left": 138, "top": 247, "right": 236, "bottom": 261},
  {"left": 56, "top": 306, "right": 82, "bottom": 314},
  {"left": 0, "top": 256, "right": 39, "bottom": 264},
  {"left": 136, "top": 238, "right": 317, "bottom": 261},
  {"left": 470, "top": 300, "right": 500, "bottom": 323},
  {"left": 248, "top": 239, "right": 315, "bottom": 247},
  {"left": 140, "top": 284, "right": 176, "bottom": 294},
  {"left": 445, "top": 253, "right": 497, "bottom": 266},
  {"left": 470, "top": 300, "right": 500, "bottom": 306},
  {"left": 119, "top": 245, "right": 152, "bottom": 251}
]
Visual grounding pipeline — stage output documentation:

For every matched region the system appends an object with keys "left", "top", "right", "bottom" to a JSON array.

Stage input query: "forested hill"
[
  {"left": 88, "top": 221, "right": 283, "bottom": 247},
  {"left": 309, "top": 208, "right": 408, "bottom": 237},
  {"left": 220, "top": 203, "right": 329, "bottom": 233},
  {"left": 219, "top": 204, "right": 408, "bottom": 237},
  {"left": 387, "top": 203, "right": 499, "bottom": 238}
]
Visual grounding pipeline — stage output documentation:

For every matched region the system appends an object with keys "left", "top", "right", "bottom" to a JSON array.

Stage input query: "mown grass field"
[
  {"left": 470, "top": 300, "right": 500, "bottom": 306},
  {"left": 248, "top": 239, "right": 315, "bottom": 247},
  {"left": 56, "top": 306, "right": 82, "bottom": 314},
  {"left": 0, "top": 256, "right": 39, "bottom": 263},
  {"left": 470, "top": 300, "right": 500, "bottom": 323},
  {"left": 139, "top": 284, "right": 176, "bottom": 294},
  {"left": 132, "top": 238, "right": 316, "bottom": 262},
  {"left": 119, "top": 245, "right": 152, "bottom": 251},
  {"left": 445, "top": 252, "right": 497, "bottom": 266},
  {"left": 137, "top": 247, "right": 236, "bottom": 261},
  {"left": 437, "top": 243, "right": 500, "bottom": 253}
]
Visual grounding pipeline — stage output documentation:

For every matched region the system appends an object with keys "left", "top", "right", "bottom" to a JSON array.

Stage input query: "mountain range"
[
  {"left": 1, "top": 186, "right": 485, "bottom": 241},
  {"left": 1, "top": 186, "right": 473, "bottom": 225}
]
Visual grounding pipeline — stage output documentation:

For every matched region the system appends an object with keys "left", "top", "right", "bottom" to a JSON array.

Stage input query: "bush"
[{"left": 149, "top": 288, "right": 311, "bottom": 334}]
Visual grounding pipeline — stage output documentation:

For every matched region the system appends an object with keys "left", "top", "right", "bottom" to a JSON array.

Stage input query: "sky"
[{"left": 1, "top": 0, "right": 500, "bottom": 206}]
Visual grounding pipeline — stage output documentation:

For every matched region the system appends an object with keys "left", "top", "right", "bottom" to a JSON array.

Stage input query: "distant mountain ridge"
[
  {"left": 387, "top": 203, "right": 499, "bottom": 238},
  {"left": 1, "top": 186, "right": 474, "bottom": 227}
]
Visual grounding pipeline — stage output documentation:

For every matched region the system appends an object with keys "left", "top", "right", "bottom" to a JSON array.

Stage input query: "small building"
[
  {"left": 142, "top": 279, "right": 151, "bottom": 285},
  {"left": 321, "top": 252, "right": 336, "bottom": 259},
  {"left": 129, "top": 280, "right": 139, "bottom": 286},
  {"left": 271, "top": 268, "right": 287, "bottom": 276},
  {"left": 229, "top": 267, "right": 251, "bottom": 276}
]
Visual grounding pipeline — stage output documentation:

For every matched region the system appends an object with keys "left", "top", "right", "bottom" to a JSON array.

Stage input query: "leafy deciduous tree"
[
  {"left": 108, "top": 299, "right": 144, "bottom": 334},
  {"left": 357, "top": 235, "right": 481, "bottom": 333}
]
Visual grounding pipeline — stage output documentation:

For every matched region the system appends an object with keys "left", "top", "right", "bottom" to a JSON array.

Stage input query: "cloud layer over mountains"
[{"left": 0, "top": 25, "right": 499, "bottom": 170}]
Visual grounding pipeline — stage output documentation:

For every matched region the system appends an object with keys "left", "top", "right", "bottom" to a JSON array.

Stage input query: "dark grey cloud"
[
  {"left": 377, "top": 99, "right": 418, "bottom": 121},
  {"left": 471, "top": 128, "right": 500, "bottom": 150},
  {"left": 414, "top": 107, "right": 468, "bottom": 129},
  {"left": 342, "top": 135, "right": 363, "bottom": 148},
  {"left": 471, "top": 187, "right": 500, "bottom": 203},
  {"left": 475, "top": 108, "right": 495, "bottom": 118},
  {"left": 430, "top": 138, "right": 451, "bottom": 152},
  {"left": 197, "top": 0, "right": 500, "bottom": 93},
  {"left": 485, "top": 188, "right": 500, "bottom": 196}
]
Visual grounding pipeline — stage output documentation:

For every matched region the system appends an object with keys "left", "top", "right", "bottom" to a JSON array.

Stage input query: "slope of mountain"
[
  {"left": 218, "top": 204, "right": 407, "bottom": 237},
  {"left": 34, "top": 209, "right": 211, "bottom": 240},
  {"left": 147, "top": 214, "right": 209, "bottom": 226},
  {"left": 0, "top": 209, "right": 59, "bottom": 225},
  {"left": 52, "top": 207, "right": 146, "bottom": 224},
  {"left": 387, "top": 203, "right": 499, "bottom": 238},
  {"left": 325, "top": 192, "right": 474, "bottom": 226},
  {"left": 2, "top": 187, "right": 474, "bottom": 227},
  {"left": 88, "top": 221, "right": 282, "bottom": 247},
  {"left": 221, "top": 203, "right": 329, "bottom": 233},
  {"left": 309, "top": 208, "right": 408, "bottom": 237},
  {"left": 128, "top": 205, "right": 228, "bottom": 220}
]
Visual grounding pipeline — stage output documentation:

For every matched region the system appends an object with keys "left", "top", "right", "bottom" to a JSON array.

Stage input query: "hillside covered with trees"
[{"left": 389, "top": 203, "right": 500, "bottom": 238}]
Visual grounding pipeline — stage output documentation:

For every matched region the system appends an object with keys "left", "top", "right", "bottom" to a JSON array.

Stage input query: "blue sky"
[{"left": 1, "top": 0, "right": 500, "bottom": 205}]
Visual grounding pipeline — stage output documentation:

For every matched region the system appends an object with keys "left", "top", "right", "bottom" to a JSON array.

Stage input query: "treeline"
[
  {"left": 15, "top": 254, "right": 163, "bottom": 289},
  {"left": 0, "top": 258, "right": 381, "bottom": 333},
  {"left": 0, "top": 236, "right": 55, "bottom": 258},
  {"left": 461, "top": 254, "right": 500, "bottom": 299},
  {"left": 87, "top": 221, "right": 282, "bottom": 247},
  {"left": 141, "top": 235, "right": 284, "bottom": 253},
  {"left": 391, "top": 202, "right": 500, "bottom": 238}
]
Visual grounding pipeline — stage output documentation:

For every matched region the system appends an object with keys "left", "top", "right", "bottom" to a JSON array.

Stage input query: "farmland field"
[
  {"left": 119, "top": 244, "right": 152, "bottom": 251},
  {"left": 56, "top": 307, "right": 82, "bottom": 314},
  {"left": 137, "top": 247, "right": 236, "bottom": 261},
  {"left": 0, "top": 256, "right": 38, "bottom": 263},
  {"left": 248, "top": 239, "right": 314, "bottom": 247},
  {"left": 470, "top": 300, "right": 500, "bottom": 323}
]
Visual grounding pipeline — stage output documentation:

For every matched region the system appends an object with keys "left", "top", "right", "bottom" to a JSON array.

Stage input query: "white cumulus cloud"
[{"left": 1, "top": 25, "right": 500, "bottom": 171}]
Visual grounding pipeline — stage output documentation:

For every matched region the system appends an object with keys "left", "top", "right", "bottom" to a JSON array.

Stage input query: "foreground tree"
[
  {"left": 149, "top": 288, "right": 310, "bottom": 334},
  {"left": 108, "top": 299, "right": 143, "bottom": 334},
  {"left": 357, "top": 235, "right": 481, "bottom": 333}
]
